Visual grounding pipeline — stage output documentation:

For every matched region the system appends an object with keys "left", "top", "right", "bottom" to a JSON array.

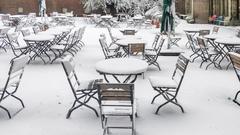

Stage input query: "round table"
[
  {"left": 95, "top": 58, "right": 148, "bottom": 83},
  {"left": 24, "top": 35, "right": 55, "bottom": 42}
]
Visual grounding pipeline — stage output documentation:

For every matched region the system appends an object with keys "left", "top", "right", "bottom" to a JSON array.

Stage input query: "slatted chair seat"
[{"left": 149, "top": 76, "right": 178, "bottom": 88}]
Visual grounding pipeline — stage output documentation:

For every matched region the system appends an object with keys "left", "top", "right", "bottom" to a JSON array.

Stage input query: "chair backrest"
[
  {"left": 152, "top": 33, "right": 161, "bottom": 50},
  {"left": 0, "top": 55, "right": 29, "bottom": 101},
  {"left": 172, "top": 54, "right": 189, "bottom": 92},
  {"left": 199, "top": 30, "right": 210, "bottom": 36},
  {"left": 21, "top": 29, "right": 31, "bottom": 37},
  {"left": 33, "top": 26, "right": 41, "bottom": 34},
  {"left": 229, "top": 52, "right": 240, "bottom": 81},
  {"left": 99, "top": 34, "right": 111, "bottom": 59},
  {"left": 197, "top": 37, "right": 209, "bottom": 57},
  {"left": 212, "top": 26, "right": 219, "bottom": 34},
  {"left": 97, "top": 83, "right": 134, "bottom": 109},
  {"left": 128, "top": 43, "right": 145, "bottom": 59},
  {"left": 186, "top": 33, "right": 198, "bottom": 52},
  {"left": 123, "top": 29, "right": 135, "bottom": 35}
]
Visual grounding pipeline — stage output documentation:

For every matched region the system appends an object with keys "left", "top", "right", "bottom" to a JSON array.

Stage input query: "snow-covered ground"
[{"left": 0, "top": 18, "right": 240, "bottom": 135}]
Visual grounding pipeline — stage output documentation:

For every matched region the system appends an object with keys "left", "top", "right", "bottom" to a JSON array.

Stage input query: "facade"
[
  {"left": 0, "top": 0, "right": 84, "bottom": 16},
  {"left": 176, "top": 0, "right": 240, "bottom": 24}
]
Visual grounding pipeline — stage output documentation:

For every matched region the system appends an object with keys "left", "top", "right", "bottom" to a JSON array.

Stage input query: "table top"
[
  {"left": 133, "top": 16, "right": 144, "bottom": 20},
  {"left": 116, "top": 38, "right": 146, "bottom": 47},
  {"left": 95, "top": 58, "right": 148, "bottom": 75},
  {"left": 119, "top": 28, "right": 138, "bottom": 33},
  {"left": 24, "top": 34, "right": 55, "bottom": 41},
  {"left": 215, "top": 37, "right": 240, "bottom": 45}
]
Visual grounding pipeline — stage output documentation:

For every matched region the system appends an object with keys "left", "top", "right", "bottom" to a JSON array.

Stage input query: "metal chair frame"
[{"left": 150, "top": 54, "right": 189, "bottom": 114}]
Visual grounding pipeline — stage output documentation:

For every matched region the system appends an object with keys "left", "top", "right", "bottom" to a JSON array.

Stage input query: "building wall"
[
  {"left": 0, "top": 0, "right": 84, "bottom": 16},
  {"left": 193, "top": 0, "right": 210, "bottom": 23},
  {"left": 176, "top": 0, "right": 186, "bottom": 14}
]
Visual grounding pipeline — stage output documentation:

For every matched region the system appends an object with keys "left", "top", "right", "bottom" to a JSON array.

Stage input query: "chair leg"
[
  {"left": 151, "top": 93, "right": 161, "bottom": 104},
  {"left": 0, "top": 105, "right": 11, "bottom": 119},
  {"left": 11, "top": 95, "right": 25, "bottom": 108},
  {"left": 171, "top": 100, "right": 184, "bottom": 113},
  {"left": 233, "top": 90, "right": 240, "bottom": 106},
  {"left": 155, "top": 100, "right": 171, "bottom": 114}
]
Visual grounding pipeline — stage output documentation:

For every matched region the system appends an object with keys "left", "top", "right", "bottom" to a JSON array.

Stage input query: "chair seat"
[{"left": 149, "top": 76, "right": 178, "bottom": 88}]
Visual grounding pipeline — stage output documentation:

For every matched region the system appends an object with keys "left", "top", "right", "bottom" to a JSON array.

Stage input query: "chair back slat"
[
  {"left": 152, "top": 33, "right": 161, "bottom": 50},
  {"left": 97, "top": 83, "right": 134, "bottom": 104},
  {"left": 212, "top": 26, "right": 219, "bottom": 34},
  {"left": 173, "top": 54, "right": 189, "bottom": 86}
]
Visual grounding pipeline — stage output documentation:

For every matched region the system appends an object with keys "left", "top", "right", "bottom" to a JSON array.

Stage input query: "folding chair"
[
  {"left": 7, "top": 32, "right": 29, "bottom": 59},
  {"left": 145, "top": 38, "right": 165, "bottom": 70},
  {"left": 99, "top": 34, "right": 121, "bottom": 59},
  {"left": 149, "top": 54, "right": 189, "bottom": 114},
  {"left": 228, "top": 52, "right": 240, "bottom": 106},
  {"left": 97, "top": 83, "right": 136, "bottom": 135},
  {"left": 128, "top": 43, "right": 145, "bottom": 59},
  {"left": 0, "top": 55, "right": 29, "bottom": 118},
  {"left": 61, "top": 55, "right": 102, "bottom": 118},
  {"left": 107, "top": 26, "right": 119, "bottom": 47},
  {"left": 197, "top": 37, "right": 222, "bottom": 69},
  {"left": 0, "top": 27, "right": 10, "bottom": 52},
  {"left": 186, "top": 33, "right": 203, "bottom": 62},
  {"left": 168, "top": 34, "right": 181, "bottom": 48}
]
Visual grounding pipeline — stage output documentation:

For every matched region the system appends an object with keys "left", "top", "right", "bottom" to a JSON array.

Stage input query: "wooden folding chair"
[
  {"left": 61, "top": 55, "right": 102, "bottom": 118},
  {"left": 0, "top": 55, "right": 29, "bottom": 118},
  {"left": 229, "top": 52, "right": 240, "bottom": 106},
  {"left": 149, "top": 54, "right": 189, "bottom": 114},
  {"left": 144, "top": 38, "right": 165, "bottom": 70},
  {"left": 97, "top": 83, "right": 136, "bottom": 135},
  {"left": 128, "top": 43, "right": 145, "bottom": 59}
]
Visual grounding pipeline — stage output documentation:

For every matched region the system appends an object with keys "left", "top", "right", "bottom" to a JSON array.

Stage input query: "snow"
[{"left": 0, "top": 18, "right": 240, "bottom": 135}]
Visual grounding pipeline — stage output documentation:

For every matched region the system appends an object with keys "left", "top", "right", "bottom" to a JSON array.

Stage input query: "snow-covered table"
[
  {"left": 96, "top": 15, "right": 114, "bottom": 27},
  {"left": 95, "top": 58, "right": 148, "bottom": 83},
  {"left": 119, "top": 28, "right": 138, "bottom": 35},
  {"left": 24, "top": 35, "right": 55, "bottom": 64}
]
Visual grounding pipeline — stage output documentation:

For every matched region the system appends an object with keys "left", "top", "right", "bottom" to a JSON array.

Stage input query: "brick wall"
[{"left": 0, "top": 0, "right": 84, "bottom": 16}]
